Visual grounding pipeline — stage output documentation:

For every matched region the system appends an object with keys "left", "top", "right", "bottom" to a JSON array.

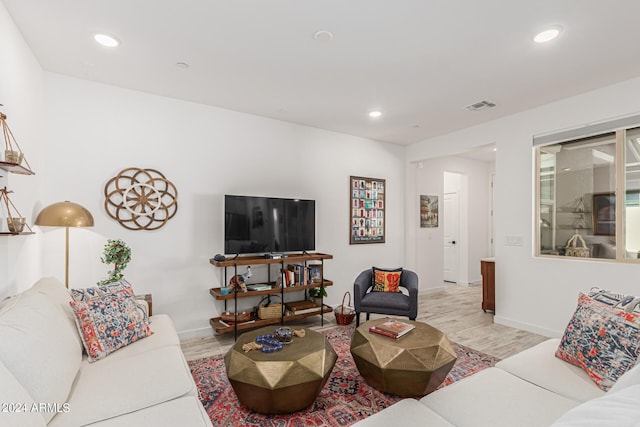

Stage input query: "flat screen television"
[{"left": 224, "top": 195, "right": 316, "bottom": 255}]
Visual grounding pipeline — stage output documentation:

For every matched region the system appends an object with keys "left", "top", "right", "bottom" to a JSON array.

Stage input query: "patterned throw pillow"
[
  {"left": 555, "top": 293, "right": 640, "bottom": 391},
  {"left": 371, "top": 267, "right": 403, "bottom": 292},
  {"left": 70, "top": 279, "right": 150, "bottom": 322},
  {"left": 70, "top": 279, "right": 134, "bottom": 302},
  {"left": 589, "top": 287, "right": 640, "bottom": 317},
  {"left": 70, "top": 289, "right": 152, "bottom": 362}
]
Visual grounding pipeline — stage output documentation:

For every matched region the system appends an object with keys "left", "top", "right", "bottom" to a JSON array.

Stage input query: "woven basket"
[
  {"left": 335, "top": 291, "right": 355, "bottom": 325},
  {"left": 258, "top": 296, "right": 283, "bottom": 320}
]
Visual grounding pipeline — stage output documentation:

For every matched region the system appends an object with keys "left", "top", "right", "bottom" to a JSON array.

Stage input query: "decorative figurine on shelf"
[
  {"left": 98, "top": 239, "right": 132, "bottom": 285},
  {"left": 229, "top": 266, "right": 252, "bottom": 292}
]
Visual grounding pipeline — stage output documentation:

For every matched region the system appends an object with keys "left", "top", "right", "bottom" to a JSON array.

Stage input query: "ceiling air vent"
[{"left": 465, "top": 100, "right": 496, "bottom": 111}]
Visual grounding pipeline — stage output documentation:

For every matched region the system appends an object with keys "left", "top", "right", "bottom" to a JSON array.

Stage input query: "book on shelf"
[
  {"left": 285, "top": 305, "right": 327, "bottom": 316},
  {"left": 369, "top": 319, "right": 415, "bottom": 339},
  {"left": 282, "top": 264, "right": 309, "bottom": 286},
  {"left": 282, "top": 267, "right": 296, "bottom": 286},
  {"left": 247, "top": 284, "right": 272, "bottom": 291},
  {"left": 284, "top": 300, "right": 317, "bottom": 311}
]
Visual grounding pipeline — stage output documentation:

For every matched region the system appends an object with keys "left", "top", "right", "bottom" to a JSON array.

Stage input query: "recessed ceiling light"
[
  {"left": 368, "top": 111, "right": 382, "bottom": 118},
  {"left": 94, "top": 33, "right": 119, "bottom": 48},
  {"left": 313, "top": 30, "right": 334, "bottom": 42},
  {"left": 533, "top": 26, "right": 562, "bottom": 43},
  {"left": 175, "top": 62, "right": 189, "bottom": 69}
]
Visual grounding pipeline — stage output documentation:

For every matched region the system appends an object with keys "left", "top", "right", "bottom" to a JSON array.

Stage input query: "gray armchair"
[{"left": 353, "top": 269, "right": 419, "bottom": 326}]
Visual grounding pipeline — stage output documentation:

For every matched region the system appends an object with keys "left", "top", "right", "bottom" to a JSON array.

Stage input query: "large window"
[{"left": 536, "top": 125, "right": 640, "bottom": 261}]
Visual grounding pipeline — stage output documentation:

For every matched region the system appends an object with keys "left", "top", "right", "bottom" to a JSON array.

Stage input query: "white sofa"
[
  {"left": 0, "top": 277, "right": 213, "bottom": 427},
  {"left": 352, "top": 338, "right": 640, "bottom": 427}
]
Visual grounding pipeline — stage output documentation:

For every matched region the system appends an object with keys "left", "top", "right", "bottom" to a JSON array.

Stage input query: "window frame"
[{"left": 535, "top": 126, "right": 640, "bottom": 262}]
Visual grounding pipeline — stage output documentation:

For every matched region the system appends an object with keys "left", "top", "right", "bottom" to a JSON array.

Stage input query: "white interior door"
[
  {"left": 443, "top": 192, "right": 459, "bottom": 283},
  {"left": 490, "top": 173, "right": 495, "bottom": 256}
]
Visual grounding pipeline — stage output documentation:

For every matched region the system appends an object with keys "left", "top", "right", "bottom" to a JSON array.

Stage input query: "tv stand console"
[{"left": 209, "top": 252, "right": 333, "bottom": 339}]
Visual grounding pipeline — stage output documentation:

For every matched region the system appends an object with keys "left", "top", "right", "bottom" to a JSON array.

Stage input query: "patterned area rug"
[{"left": 189, "top": 325, "right": 499, "bottom": 427}]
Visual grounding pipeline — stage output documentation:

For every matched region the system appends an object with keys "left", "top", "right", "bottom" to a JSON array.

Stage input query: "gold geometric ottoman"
[
  {"left": 224, "top": 326, "right": 337, "bottom": 414},
  {"left": 350, "top": 318, "right": 456, "bottom": 397}
]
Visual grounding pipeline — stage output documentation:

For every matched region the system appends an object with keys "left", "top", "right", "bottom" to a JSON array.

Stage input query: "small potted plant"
[
  {"left": 98, "top": 239, "right": 131, "bottom": 285},
  {"left": 308, "top": 286, "right": 327, "bottom": 307}
]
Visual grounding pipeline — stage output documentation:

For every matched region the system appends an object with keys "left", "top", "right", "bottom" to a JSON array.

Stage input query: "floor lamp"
[{"left": 35, "top": 201, "right": 94, "bottom": 288}]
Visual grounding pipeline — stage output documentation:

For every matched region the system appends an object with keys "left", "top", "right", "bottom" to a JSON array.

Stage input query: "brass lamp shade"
[
  {"left": 35, "top": 201, "right": 94, "bottom": 288},
  {"left": 35, "top": 201, "right": 94, "bottom": 227}
]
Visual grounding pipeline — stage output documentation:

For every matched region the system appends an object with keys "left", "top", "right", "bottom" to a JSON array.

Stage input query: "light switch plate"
[{"left": 505, "top": 235, "right": 523, "bottom": 246}]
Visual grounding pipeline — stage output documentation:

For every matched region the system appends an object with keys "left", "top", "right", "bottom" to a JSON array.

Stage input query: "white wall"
[
  {"left": 406, "top": 156, "right": 493, "bottom": 292},
  {"left": 0, "top": 3, "right": 404, "bottom": 339},
  {"left": 0, "top": 1, "right": 44, "bottom": 299},
  {"left": 407, "top": 76, "right": 640, "bottom": 337},
  {"left": 38, "top": 73, "right": 406, "bottom": 338}
]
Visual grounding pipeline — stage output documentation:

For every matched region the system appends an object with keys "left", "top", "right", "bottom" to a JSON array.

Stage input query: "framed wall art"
[
  {"left": 420, "top": 195, "right": 438, "bottom": 227},
  {"left": 350, "top": 176, "right": 385, "bottom": 244},
  {"left": 309, "top": 264, "right": 323, "bottom": 284}
]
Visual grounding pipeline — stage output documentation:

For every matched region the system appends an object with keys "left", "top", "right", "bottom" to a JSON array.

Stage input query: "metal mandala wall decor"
[{"left": 104, "top": 168, "right": 178, "bottom": 230}]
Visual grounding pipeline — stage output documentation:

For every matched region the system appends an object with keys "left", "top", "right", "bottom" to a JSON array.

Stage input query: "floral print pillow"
[
  {"left": 70, "top": 279, "right": 150, "bottom": 323},
  {"left": 588, "top": 286, "right": 640, "bottom": 318},
  {"left": 70, "top": 279, "right": 134, "bottom": 302},
  {"left": 555, "top": 293, "right": 640, "bottom": 391},
  {"left": 70, "top": 289, "right": 152, "bottom": 362}
]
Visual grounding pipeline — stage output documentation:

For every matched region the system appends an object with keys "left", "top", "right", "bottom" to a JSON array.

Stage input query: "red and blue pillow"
[
  {"left": 556, "top": 293, "right": 640, "bottom": 391},
  {"left": 371, "top": 267, "right": 402, "bottom": 292},
  {"left": 70, "top": 288, "right": 152, "bottom": 362}
]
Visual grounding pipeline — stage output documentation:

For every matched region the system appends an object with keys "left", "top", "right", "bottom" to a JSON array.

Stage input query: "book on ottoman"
[{"left": 369, "top": 319, "right": 415, "bottom": 339}]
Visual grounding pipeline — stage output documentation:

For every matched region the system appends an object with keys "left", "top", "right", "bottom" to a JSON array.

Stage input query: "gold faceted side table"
[
  {"left": 224, "top": 326, "right": 337, "bottom": 414},
  {"left": 350, "top": 318, "right": 457, "bottom": 397}
]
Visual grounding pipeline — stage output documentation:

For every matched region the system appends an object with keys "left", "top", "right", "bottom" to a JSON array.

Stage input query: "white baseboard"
[
  {"left": 494, "top": 315, "right": 562, "bottom": 338},
  {"left": 177, "top": 327, "right": 214, "bottom": 341}
]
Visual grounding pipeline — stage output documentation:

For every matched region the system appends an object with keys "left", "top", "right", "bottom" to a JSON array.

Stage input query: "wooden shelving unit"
[
  {"left": 1, "top": 110, "right": 36, "bottom": 234},
  {"left": 209, "top": 280, "right": 333, "bottom": 300},
  {"left": 0, "top": 161, "right": 34, "bottom": 175},
  {"left": 209, "top": 305, "right": 333, "bottom": 334},
  {"left": 210, "top": 252, "right": 333, "bottom": 267},
  {"left": 209, "top": 252, "right": 333, "bottom": 338},
  {"left": 0, "top": 231, "right": 35, "bottom": 236}
]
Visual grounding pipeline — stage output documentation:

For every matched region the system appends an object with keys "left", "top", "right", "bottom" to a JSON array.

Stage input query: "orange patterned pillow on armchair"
[{"left": 372, "top": 267, "right": 403, "bottom": 292}]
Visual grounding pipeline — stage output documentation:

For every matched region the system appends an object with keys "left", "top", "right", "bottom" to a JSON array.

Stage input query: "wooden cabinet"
[
  {"left": 209, "top": 252, "right": 333, "bottom": 337},
  {"left": 481, "top": 258, "right": 495, "bottom": 312}
]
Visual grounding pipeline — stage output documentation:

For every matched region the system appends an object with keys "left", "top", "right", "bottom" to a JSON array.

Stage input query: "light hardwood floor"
[{"left": 180, "top": 283, "right": 548, "bottom": 361}]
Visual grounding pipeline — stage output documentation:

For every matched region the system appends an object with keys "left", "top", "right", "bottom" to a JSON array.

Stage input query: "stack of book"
[
  {"left": 246, "top": 284, "right": 272, "bottom": 291},
  {"left": 368, "top": 319, "right": 415, "bottom": 339},
  {"left": 285, "top": 300, "right": 321, "bottom": 316},
  {"left": 282, "top": 264, "right": 309, "bottom": 287}
]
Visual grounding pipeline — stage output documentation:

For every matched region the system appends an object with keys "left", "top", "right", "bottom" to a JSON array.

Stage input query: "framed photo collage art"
[{"left": 350, "top": 176, "right": 385, "bottom": 244}]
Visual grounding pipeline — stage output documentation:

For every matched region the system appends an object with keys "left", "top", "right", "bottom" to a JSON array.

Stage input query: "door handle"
[{"left": 448, "top": 240, "right": 456, "bottom": 244}]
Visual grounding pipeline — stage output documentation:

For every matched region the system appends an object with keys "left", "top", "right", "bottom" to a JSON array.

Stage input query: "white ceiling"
[{"left": 4, "top": 1, "right": 640, "bottom": 146}]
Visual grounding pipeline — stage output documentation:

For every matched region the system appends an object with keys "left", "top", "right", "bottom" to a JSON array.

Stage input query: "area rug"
[{"left": 189, "top": 325, "right": 499, "bottom": 427}]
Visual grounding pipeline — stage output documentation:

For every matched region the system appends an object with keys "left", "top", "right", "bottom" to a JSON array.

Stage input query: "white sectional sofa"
[
  {"left": 352, "top": 338, "right": 640, "bottom": 427},
  {"left": 0, "top": 277, "right": 212, "bottom": 427}
]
